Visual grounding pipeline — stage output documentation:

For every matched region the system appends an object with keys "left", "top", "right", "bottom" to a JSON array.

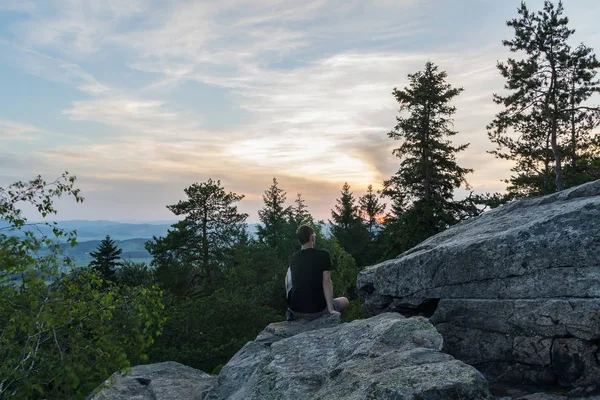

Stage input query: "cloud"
[
  {"left": 0, "top": 120, "right": 42, "bottom": 141},
  {"left": 0, "top": 1, "right": 37, "bottom": 12},
  {"left": 213, "top": 49, "right": 510, "bottom": 193},
  {"left": 3, "top": 0, "right": 600, "bottom": 222},
  {"left": 0, "top": 39, "right": 111, "bottom": 97},
  {"left": 9, "top": 0, "right": 150, "bottom": 55}
]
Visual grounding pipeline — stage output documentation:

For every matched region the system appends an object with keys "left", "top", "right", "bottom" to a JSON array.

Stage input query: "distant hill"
[
  {"left": 58, "top": 222, "right": 259, "bottom": 266},
  {"left": 1, "top": 220, "right": 261, "bottom": 242},
  {"left": 61, "top": 238, "right": 153, "bottom": 266},
  {"left": 0, "top": 220, "right": 175, "bottom": 241}
]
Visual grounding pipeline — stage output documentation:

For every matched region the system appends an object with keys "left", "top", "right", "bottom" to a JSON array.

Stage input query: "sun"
[{"left": 376, "top": 216, "right": 386, "bottom": 224}]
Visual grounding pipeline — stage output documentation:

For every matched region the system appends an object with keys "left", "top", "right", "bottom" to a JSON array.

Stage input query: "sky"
[{"left": 1, "top": 0, "right": 599, "bottom": 223}]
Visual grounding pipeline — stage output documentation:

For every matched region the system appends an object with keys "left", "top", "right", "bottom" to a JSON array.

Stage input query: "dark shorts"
[{"left": 289, "top": 299, "right": 343, "bottom": 321}]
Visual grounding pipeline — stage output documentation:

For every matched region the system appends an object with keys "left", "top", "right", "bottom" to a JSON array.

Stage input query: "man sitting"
[{"left": 285, "top": 225, "right": 349, "bottom": 320}]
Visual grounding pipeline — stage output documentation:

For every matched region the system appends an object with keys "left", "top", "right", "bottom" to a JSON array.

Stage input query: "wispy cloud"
[
  {"left": 2, "top": 0, "right": 599, "bottom": 220},
  {"left": 0, "top": 120, "right": 41, "bottom": 141},
  {"left": 0, "top": 39, "right": 111, "bottom": 96},
  {"left": 10, "top": 0, "right": 149, "bottom": 55}
]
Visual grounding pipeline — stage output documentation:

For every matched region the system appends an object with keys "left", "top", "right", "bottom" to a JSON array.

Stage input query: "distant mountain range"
[
  {"left": 60, "top": 238, "right": 153, "bottom": 266},
  {"left": 0, "top": 220, "right": 262, "bottom": 266},
  {"left": 0, "top": 219, "right": 175, "bottom": 241},
  {"left": 1, "top": 219, "right": 262, "bottom": 242}
]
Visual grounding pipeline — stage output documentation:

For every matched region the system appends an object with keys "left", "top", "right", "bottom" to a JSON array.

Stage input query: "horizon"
[{"left": 2, "top": 0, "right": 599, "bottom": 223}]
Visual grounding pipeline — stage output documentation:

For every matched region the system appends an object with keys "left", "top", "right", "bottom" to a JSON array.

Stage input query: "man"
[{"left": 285, "top": 224, "right": 350, "bottom": 320}]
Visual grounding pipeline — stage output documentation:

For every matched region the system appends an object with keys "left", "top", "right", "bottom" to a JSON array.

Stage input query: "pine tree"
[
  {"left": 147, "top": 179, "right": 247, "bottom": 296},
  {"left": 563, "top": 43, "right": 600, "bottom": 185},
  {"left": 377, "top": 180, "right": 407, "bottom": 259},
  {"left": 383, "top": 61, "right": 473, "bottom": 251},
  {"left": 358, "top": 185, "right": 386, "bottom": 235},
  {"left": 257, "top": 178, "right": 292, "bottom": 251},
  {"left": 89, "top": 235, "right": 122, "bottom": 281},
  {"left": 488, "top": 1, "right": 600, "bottom": 196},
  {"left": 290, "top": 193, "right": 311, "bottom": 227},
  {"left": 331, "top": 182, "right": 359, "bottom": 230},
  {"left": 330, "top": 182, "right": 369, "bottom": 266}
]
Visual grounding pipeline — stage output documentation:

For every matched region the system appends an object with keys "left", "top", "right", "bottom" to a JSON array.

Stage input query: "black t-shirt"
[{"left": 288, "top": 248, "right": 332, "bottom": 313}]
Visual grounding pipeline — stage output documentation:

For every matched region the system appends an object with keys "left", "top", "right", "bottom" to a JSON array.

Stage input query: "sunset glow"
[{"left": 1, "top": 1, "right": 598, "bottom": 221}]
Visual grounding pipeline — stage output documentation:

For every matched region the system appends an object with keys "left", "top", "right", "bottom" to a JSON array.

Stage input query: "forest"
[{"left": 1, "top": 1, "right": 599, "bottom": 399}]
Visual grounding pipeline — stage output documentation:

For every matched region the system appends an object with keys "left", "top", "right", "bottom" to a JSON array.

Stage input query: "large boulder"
[
  {"left": 87, "top": 361, "right": 215, "bottom": 400},
  {"left": 89, "top": 314, "right": 492, "bottom": 399},
  {"left": 357, "top": 180, "right": 600, "bottom": 389},
  {"left": 206, "top": 313, "right": 491, "bottom": 400}
]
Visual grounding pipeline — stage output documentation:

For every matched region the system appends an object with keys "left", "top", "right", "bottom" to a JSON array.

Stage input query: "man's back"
[{"left": 288, "top": 248, "right": 331, "bottom": 313}]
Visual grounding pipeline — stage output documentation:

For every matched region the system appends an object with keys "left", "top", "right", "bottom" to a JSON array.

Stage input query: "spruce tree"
[
  {"left": 383, "top": 61, "right": 473, "bottom": 252},
  {"left": 377, "top": 180, "right": 407, "bottom": 260},
  {"left": 358, "top": 185, "right": 386, "bottom": 235},
  {"left": 89, "top": 235, "right": 122, "bottom": 281},
  {"left": 331, "top": 183, "right": 359, "bottom": 230},
  {"left": 563, "top": 43, "right": 600, "bottom": 185},
  {"left": 257, "top": 178, "right": 292, "bottom": 252},
  {"left": 330, "top": 182, "right": 369, "bottom": 266},
  {"left": 488, "top": 1, "right": 600, "bottom": 196},
  {"left": 290, "top": 193, "right": 311, "bottom": 227}
]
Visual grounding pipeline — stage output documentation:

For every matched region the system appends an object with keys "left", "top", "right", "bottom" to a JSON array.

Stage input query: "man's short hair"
[{"left": 296, "top": 225, "right": 315, "bottom": 245}]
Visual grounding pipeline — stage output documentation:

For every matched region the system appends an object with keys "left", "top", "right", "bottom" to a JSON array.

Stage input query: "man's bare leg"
[{"left": 334, "top": 297, "right": 350, "bottom": 313}]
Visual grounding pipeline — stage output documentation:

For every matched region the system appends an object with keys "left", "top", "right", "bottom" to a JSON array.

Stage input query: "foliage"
[
  {"left": 0, "top": 270, "right": 164, "bottom": 399},
  {"left": 89, "top": 235, "right": 122, "bottom": 281},
  {"left": 149, "top": 286, "right": 280, "bottom": 374},
  {"left": 146, "top": 221, "right": 208, "bottom": 299},
  {"left": 0, "top": 173, "right": 81, "bottom": 284},
  {"left": 0, "top": 174, "right": 165, "bottom": 400},
  {"left": 117, "top": 260, "right": 154, "bottom": 287},
  {"left": 317, "top": 237, "right": 357, "bottom": 300},
  {"left": 229, "top": 238, "right": 287, "bottom": 311},
  {"left": 488, "top": 0, "right": 600, "bottom": 195}
]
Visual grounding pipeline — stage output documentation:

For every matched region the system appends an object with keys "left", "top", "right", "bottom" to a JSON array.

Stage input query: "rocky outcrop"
[
  {"left": 206, "top": 313, "right": 490, "bottom": 400},
  {"left": 87, "top": 361, "right": 215, "bottom": 400},
  {"left": 254, "top": 312, "right": 341, "bottom": 344},
  {"left": 357, "top": 180, "right": 600, "bottom": 390},
  {"left": 89, "top": 314, "right": 492, "bottom": 399}
]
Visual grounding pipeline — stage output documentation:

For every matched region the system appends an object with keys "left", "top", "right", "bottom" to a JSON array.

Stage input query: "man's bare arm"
[{"left": 322, "top": 271, "right": 337, "bottom": 314}]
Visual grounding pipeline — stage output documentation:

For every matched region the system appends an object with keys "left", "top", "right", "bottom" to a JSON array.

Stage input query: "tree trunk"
[
  {"left": 423, "top": 103, "right": 431, "bottom": 199},
  {"left": 544, "top": 131, "right": 551, "bottom": 193},
  {"left": 570, "top": 79, "right": 577, "bottom": 169},
  {"left": 548, "top": 58, "right": 565, "bottom": 192},
  {"left": 202, "top": 206, "right": 211, "bottom": 285},
  {"left": 551, "top": 119, "right": 565, "bottom": 191}
]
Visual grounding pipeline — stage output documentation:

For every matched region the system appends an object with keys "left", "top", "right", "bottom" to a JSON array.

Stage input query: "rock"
[
  {"left": 89, "top": 314, "right": 491, "bottom": 400},
  {"left": 87, "top": 361, "right": 215, "bottom": 400},
  {"left": 206, "top": 313, "right": 491, "bottom": 400},
  {"left": 569, "top": 385, "right": 600, "bottom": 398},
  {"left": 357, "top": 180, "right": 600, "bottom": 389},
  {"left": 255, "top": 313, "right": 341, "bottom": 344},
  {"left": 510, "top": 391, "right": 600, "bottom": 400},
  {"left": 515, "top": 394, "right": 567, "bottom": 400}
]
